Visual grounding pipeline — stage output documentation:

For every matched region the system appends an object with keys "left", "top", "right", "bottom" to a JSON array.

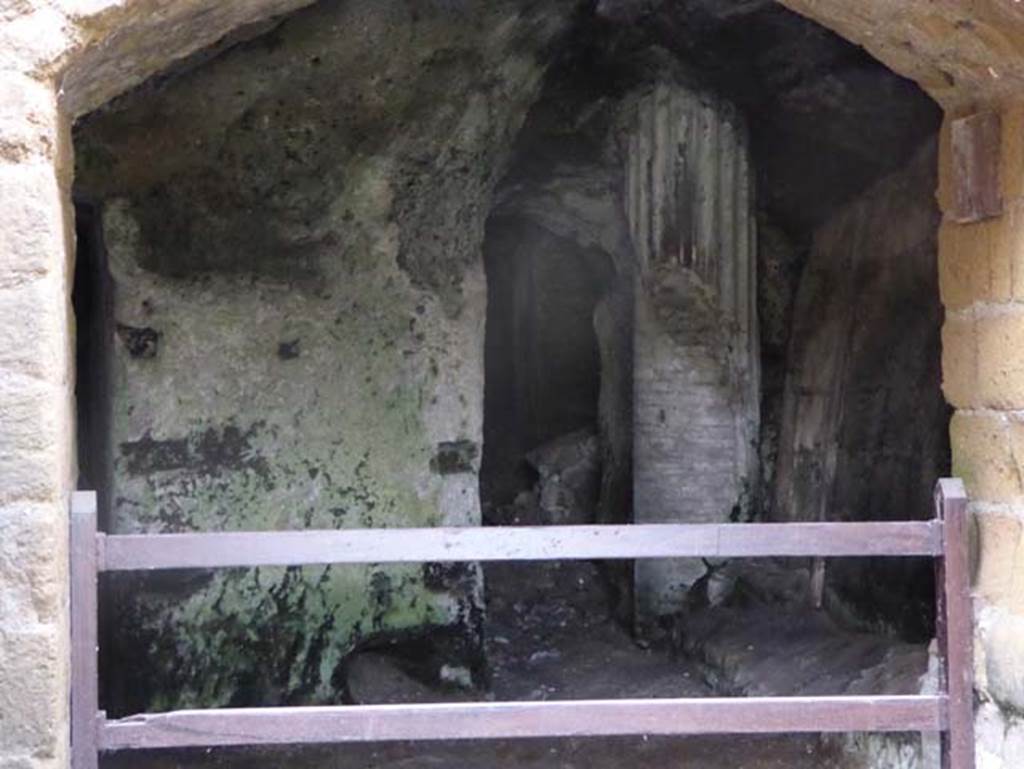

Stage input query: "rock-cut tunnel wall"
[{"left": 71, "top": 0, "right": 582, "bottom": 712}]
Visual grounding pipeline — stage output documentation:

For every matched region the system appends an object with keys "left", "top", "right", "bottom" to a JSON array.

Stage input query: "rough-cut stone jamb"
[{"left": 4, "top": 0, "right": 1024, "bottom": 767}]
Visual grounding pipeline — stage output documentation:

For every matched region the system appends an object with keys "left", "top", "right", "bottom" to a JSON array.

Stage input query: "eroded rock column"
[{"left": 623, "top": 83, "right": 758, "bottom": 630}]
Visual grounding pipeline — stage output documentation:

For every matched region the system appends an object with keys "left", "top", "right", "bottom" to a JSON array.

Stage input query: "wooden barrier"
[{"left": 69, "top": 479, "right": 973, "bottom": 767}]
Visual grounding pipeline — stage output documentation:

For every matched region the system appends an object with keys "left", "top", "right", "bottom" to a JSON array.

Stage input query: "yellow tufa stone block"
[
  {"left": 951, "top": 411, "right": 1024, "bottom": 502},
  {"left": 939, "top": 220, "right": 995, "bottom": 309},
  {"left": 977, "top": 308, "right": 1024, "bottom": 408},
  {"left": 939, "top": 202, "right": 1024, "bottom": 311},
  {"left": 942, "top": 315, "right": 978, "bottom": 408},
  {"left": 0, "top": 163, "right": 65, "bottom": 291},
  {"left": 1002, "top": 102, "right": 1024, "bottom": 204},
  {"left": 0, "top": 74, "right": 59, "bottom": 164},
  {"left": 939, "top": 220, "right": 977, "bottom": 310},
  {"left": 974, "top": 512, "right": 1024, "bottom": 613},
  {"left": 978, "top": 603, "right": 1024, "bottom": 712},
  {"left": 0, "top": 371, "right": 67, "bottom": 505},
  {"left": 0, "top": 629, "right": 63, "bottom": 758},
  {"left": 0, "top": 503, "right": 67, "bottom": 627},
  {"left": 0, "top": 278, "right": 65, "bottom": 382},
  {"left": 990, "top": 205, "right": 1023, "bottom": 302}
]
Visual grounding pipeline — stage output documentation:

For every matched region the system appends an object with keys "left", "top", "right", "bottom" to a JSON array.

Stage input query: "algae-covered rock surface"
[{"left": 74, "top": 0, "right": 580, "bottom": 712}]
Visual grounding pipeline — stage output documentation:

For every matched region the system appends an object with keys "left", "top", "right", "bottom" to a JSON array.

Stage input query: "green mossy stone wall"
[{"left": 74, "top": 0, "right": 581, "bottom": 711}]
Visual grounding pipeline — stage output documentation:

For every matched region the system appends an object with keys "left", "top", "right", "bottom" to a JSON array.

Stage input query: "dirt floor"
[
  {"left": 103, "top": 558, "right": 870, "bottom": 769},
  {"left": 104, "top": 733, "right": 846, "bottom": 768}
]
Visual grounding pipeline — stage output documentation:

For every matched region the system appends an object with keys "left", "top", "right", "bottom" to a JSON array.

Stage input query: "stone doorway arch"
[{"left": 3, "top": 1, "right": 1024, "bottom": 766}]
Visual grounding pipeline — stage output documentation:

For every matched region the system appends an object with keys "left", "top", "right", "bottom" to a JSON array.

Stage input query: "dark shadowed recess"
[
  {"left": 72, "top": 200, "right": 114, "bottom": 526},
  {"left": 479, "top": 0, "right": 946, "bottom": 639}
]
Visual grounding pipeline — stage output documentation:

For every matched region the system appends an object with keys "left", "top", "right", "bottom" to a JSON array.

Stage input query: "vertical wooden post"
[
  {"left": 70, "top": 491, "right": 99, "bottom": 769},
  {"left": 935, "top": 478, "right": 974, "bottom": 769}
]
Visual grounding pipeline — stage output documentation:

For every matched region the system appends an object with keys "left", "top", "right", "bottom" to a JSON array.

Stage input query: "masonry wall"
[
  {"left": 0, "top": 79, "right": 74, "bottom": 769},
  {"left": 939, "top": 105, "right": 1024, "bottom": 766}
]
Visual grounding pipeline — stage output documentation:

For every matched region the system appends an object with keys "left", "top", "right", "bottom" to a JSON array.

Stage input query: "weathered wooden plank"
[
  {"left": 935, "top": 479, "right": 975, "bottom": 769},
  {"left": 71, "top": 491, "right": 100, "bottom": 769},
  {"left": 99, "top": 521, "right": 943, "bottom": 572},
  {"left": 717, "top": 521, "right": 942, "bottom": 558},
  {"left": 951, "top": 111, "right": 1002, "bottom": 224},
  {"left": 100, "top": 695, "right": 948, "bottom": 750}
]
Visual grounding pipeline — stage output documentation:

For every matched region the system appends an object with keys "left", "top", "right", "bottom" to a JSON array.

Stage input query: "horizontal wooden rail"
[
  {"left": 100, "top": 695, "right": 948, "bottom": 750},
  {"left": 99, "top": 520, "right": 943, "bottom": 572}
]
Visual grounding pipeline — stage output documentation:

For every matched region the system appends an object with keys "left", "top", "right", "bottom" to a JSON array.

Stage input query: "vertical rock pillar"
[{"left": 623, "top": 83, "right": 758, "bottom": 633}]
